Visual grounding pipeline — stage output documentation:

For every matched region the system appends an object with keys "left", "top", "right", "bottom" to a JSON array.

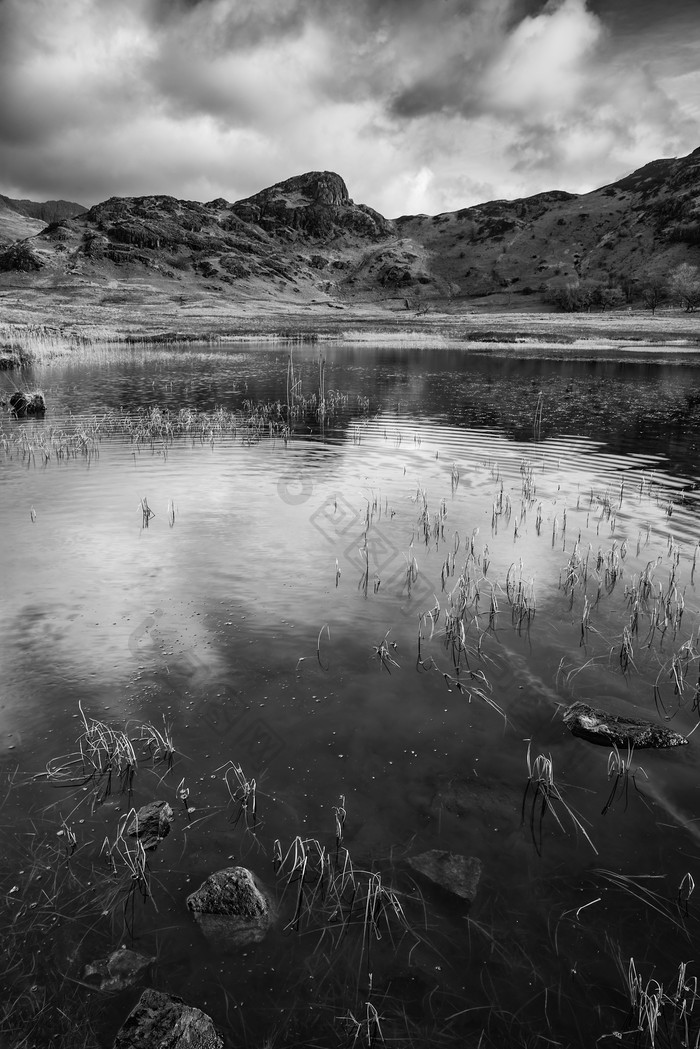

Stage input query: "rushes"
[
  {"left": 139, "top": 496, "right": 155, "bottom": 528},
  {"left": 505, "top": 561, "right": 536, "bottom": 629},
  {"left": 678, "top": 872, "right": 695, "bottom": 917},
  {"left": 372, "top": 630, "right": 400, "bottom": 673},
  {"left": 622, "top": 958, "right": 700, "bottom": 1048},
  {"left": 601, "top": 743, "right": 646, "bottom": 816},
  {"left": 339, "top": 998, "right": 385, "bottom": 1049},
  {"left": 100, "top": 809, "right": 151, "bottom": 904},
  {"left": 217, "top": 760, "right": 259, "bottom": 833},
  {"left": 272, "top": 833, "right": 415, "bottom": 980},
  {"left": 522, "top": 742, "right": 597, "bottom": 856},
  {"left": 45, "top": 704, "right": 177, "bottom": 805}
]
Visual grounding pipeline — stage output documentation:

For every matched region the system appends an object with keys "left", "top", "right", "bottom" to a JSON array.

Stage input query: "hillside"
[
  {"left": 0, "top": 195, "right": 86, "bottom": 248},
  {"left": 0, "top": 151, "right": 699, "bottom": 308},
  {"left": 396, "top": 148, "right": 700, "bottom": 302}
]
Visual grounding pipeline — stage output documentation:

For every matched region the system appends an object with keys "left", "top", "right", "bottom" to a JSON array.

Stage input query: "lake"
[{"left": 2, "top": 339, "right": 700, "bottom": 1048}]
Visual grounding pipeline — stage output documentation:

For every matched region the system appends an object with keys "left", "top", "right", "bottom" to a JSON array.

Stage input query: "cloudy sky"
[{"left": 0, "top": 0, "right": 698, "bottom": 216}]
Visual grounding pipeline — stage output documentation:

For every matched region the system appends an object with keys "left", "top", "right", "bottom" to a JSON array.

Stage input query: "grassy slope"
[{"left": 0, "top": 204, "right": 45, "bottom": 247}]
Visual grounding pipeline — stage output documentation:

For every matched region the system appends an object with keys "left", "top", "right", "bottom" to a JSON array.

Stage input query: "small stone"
[
  {"left": 127, "top": 801, "right": 173, "bottom": 850},
  {"left": 84, "top": 946, "right": 154, "bottom": 992}
]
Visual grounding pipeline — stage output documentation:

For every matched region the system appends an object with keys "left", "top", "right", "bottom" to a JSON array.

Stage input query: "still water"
[{"left": 2, "top": 341, "right": 700, "bottom": 1048}]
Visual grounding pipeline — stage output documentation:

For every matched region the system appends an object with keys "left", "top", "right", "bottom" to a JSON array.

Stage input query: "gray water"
[{"left": 2, "top": 341, "right": 700, "bottom": 1048}]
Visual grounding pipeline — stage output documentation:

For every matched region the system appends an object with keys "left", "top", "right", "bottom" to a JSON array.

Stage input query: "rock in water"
[
  {"left": 186, "top": 866, "right": 274, "bottom": 949},
  {"left": 112, "top": 988, "right": 223, "bottom": 1048},
  {"left": 563, "top": 701, "right": 688, "bottom": 749},
  {"left": 9, "top": 391, "right": 46, "bottom": 415},
  {"left": 84, "top": 946, "right": 154, "bottom": 992},
  {"left": 407, "top": 850, "right": 482, "bottom": 902},
  {"left": 127, "top": 801, "right": 173, "bottom": 850}
]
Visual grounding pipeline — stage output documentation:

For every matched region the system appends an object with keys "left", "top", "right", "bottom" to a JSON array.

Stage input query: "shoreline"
[{"left": 1, "top": 296, "right": 700, "bottom": 364}]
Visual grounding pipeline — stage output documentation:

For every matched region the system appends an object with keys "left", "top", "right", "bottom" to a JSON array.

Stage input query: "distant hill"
[
  {"left": 0, "top": 195, "right": 86, "bottom": 247},
  {"left": 1, "top": 152, "right": 699, "bottom": 307}
]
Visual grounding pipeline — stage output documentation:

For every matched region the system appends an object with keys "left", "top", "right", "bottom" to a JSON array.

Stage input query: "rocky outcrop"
[
  {"left": 112, "top": 988, "right": 223, "bottom": 1049},
  {"left": 187, "top": 866, "right": 275, "bottom": 949},
  {"left": 563, "top": 701, "right": 688, "bottom": 749},
  {"left": 407, "top": 850, "right": 482, "bottom": 902},
  {"left": 127, "top": 801, "right": 173, "bottom": 850},
  {"left": 230, "top": 170, "right": 393, "bottom": 241}
]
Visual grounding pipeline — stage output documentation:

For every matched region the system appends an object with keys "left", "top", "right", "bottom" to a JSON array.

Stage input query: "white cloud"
[
  {"left": 0, "top": 0, "right": 697, "bottom": 214},
  {"left": 483, "top": 0, "right": 603, "bottom": 117}
]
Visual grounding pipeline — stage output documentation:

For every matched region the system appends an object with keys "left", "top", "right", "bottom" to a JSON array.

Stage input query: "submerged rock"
[
  {"left": 431, "top": 773, "right": 517, "bottom": 833},
  {"left": 186, "top": 866, "right": 274, "bottom": 949},
  {"left": 112, "top": 988, "right": 223, "bottom": 1048},
  {"left": 84, "top": 946, "right": 154, "bottom": 992},
  {"left": 9, "top": 390, "right": 46, "bottom": 415},
  {"left": 127, "top": 801, "right": 173, "bottom": 850},
  {"left": 563, "top": 701, "right": 688, "bottom": 749},
  {"left": 407, "top": 850, "right": 482, "bottom": 903}
]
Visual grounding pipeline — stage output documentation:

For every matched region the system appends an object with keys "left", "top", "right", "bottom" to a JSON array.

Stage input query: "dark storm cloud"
[{"left": 0, "top": 0, "right": 697, "bottom": 214}]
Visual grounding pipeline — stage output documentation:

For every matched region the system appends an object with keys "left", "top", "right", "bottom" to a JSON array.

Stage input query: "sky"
[{"left": 0, "top": 0, "right": 698, "bottom": 217}]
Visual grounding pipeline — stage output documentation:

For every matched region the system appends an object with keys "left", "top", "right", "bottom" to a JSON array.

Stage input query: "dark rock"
[
  {"left": 407, "top": 850, "right": 482, "bottom": 902},
  {"left": 563, "top": 701, "right": 688, "bottom": 749},
  {"left": 9, "top": 391, "right": 46, "bottom": 415},
  {"left": 84, "top": 946, "right": 154, "bottom": 992},
  {"left": 127, "top": 801, "right": 173, "bottom": 850},
  {"left": 186, "top": 866, "right": 274, "bottom": 949},
  {"left": 112, "top": 988, "right": 223, "bottom": 1048}
]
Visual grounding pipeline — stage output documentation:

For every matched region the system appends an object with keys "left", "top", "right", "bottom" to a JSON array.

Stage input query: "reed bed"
[{"left": 1, "top": 389, "right": 374, "bottom": 465}]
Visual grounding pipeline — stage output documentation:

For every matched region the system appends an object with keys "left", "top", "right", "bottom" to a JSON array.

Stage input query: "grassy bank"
[{"left": 1, "top": 281, "right": 700, "bottom": 363}]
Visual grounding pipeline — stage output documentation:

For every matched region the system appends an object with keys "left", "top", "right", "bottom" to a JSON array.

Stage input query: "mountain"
[
  {"left": 1, "top": 151, "right": 699, "bottom": 307},
  {"left": 0, "top": 194, "right": 86, "bottom": 247}
]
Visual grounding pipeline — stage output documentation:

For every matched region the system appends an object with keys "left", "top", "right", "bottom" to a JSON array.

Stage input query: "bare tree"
[
  {"left": 668, "top": 263, "right": 700, "bottom": 311},
  {"left": 641, "top": 276, "right": 665, "bottom": 316}
]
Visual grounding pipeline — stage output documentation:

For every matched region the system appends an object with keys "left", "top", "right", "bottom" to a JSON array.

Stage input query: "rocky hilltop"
[{"left": 1, "top": 151, "right": 699, "bottom": 308}]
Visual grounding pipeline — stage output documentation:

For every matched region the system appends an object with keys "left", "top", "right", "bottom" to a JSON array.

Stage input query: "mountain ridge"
[{"left": 1, "top": 153, "right": 699, "bottom": 308}]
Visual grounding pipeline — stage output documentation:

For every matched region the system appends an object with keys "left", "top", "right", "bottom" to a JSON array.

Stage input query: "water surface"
[{"left": 2, "top": 341, "right": 700, "bottom": 1047}]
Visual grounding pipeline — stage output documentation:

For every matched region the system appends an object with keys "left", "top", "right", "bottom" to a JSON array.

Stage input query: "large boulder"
[
  {"left": 186, "top": 866, "right": 275, "bottom": 949},
  {"left": 112, "top": 988, "right": 223, "bottom": 1049},
  {"left": 563, "top": 701, "right": 688, "bottom": 749},
  {"left": 407, "top": 850, "right": 482, "bottom": 903}
]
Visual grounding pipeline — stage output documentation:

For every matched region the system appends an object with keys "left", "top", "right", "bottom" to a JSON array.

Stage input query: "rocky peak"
[
  {"left": 237, "top": 171, "right": 350, "bottom": 210},
  {"left": 230, "top": 170, "right": 391, "bottom": 241}
]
